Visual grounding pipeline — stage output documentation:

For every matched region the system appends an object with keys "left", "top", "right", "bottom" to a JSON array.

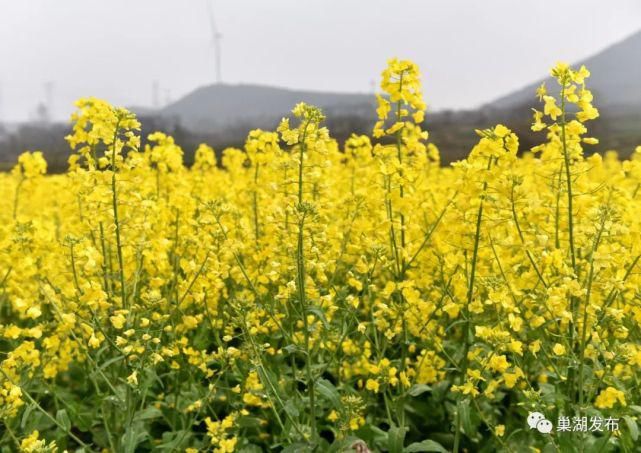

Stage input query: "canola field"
[{"left": 1, "top": 59, "right": 641, "bottom": 452}]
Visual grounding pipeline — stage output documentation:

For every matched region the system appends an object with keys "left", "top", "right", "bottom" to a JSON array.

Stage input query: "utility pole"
[
  {"left": 153, "top": 80, "right": 160, "bottom": 108},
  {"left": 44, "top": 81, "right": 54, "bottom": 122}
]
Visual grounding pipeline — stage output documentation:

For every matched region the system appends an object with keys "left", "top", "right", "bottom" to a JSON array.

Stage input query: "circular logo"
[
  {"left": 536, "top": 419, "right": 553, "bottom": 434},
  {"left": 527, "top": 412, "right": 553, "bottom": 434},
  {"left": 527, "top": 412, "right": 546, "bottom": 429}
]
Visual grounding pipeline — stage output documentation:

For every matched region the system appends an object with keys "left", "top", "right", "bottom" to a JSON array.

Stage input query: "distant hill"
[
  {"left": 158, "top": 84, "right": 375, "bottom": 132},
  {"left": 488, "top": 29, "right": 641, "bottom": 110},
  {"left": 465, "top": 28, "right": 641, "bottom": 161},
  {"left": 4, "top": 30, "right": 641, "bottom": 172},
  {"left": 147, "top": 29, "right": 640, "bottom": 161}
]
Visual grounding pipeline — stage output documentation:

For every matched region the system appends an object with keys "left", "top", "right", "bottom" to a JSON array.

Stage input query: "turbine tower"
[
  {"left": 152, "top": 80, "right": 160, "bottom": 108},
  {"left": 206, "top": 0, "right": 223, "bottom": 84},
  {"left": 44, "top": 81, "right": 54, "bottom": 120}
]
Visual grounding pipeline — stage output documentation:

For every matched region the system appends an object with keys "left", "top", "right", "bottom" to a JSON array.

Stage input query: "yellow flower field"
[{"left": 1, "top": 59, "right": 641, "bottom": 452}]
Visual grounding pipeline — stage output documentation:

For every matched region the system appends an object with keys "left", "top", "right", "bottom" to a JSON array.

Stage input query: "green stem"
[
  {"left": 510, "top": 182, "right": 548, "bottom": 288},
  {"left": 453, "top": 156, "right": 492, "bottom": 453},
  {"left": 0, "top": 369, "right": 92, "bottom": 450},
  {"left": 559, "top": 81, "right": 580, "bottom": 408},
  {"left": 99, "top": 222, "right": 112, "bottom": 297},
  {"left": 253, "top": 162, "right": 260, "bottom": 243},
  {"left": 577, "top": 209, "right": 607, "bottom": 408},
  {"left": 560, "top": 84, "right": 577, "bottom": 275},
  {"left": 110, "top": 118, "right": 127, "bottom": 309},
  {"left": 69, "top": 243, "right": 82, "bottom": 294},
  {"left": 295, "top": 118, "right": 317, "bottom": 440},
  {"left": 394, "top": 76, "right": 410, "bottom": 418}
]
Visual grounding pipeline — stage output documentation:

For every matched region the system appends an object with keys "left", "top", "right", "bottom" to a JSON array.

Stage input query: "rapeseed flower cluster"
[{"left": 0, "top": 59, "right": 640, "bottom": 452}]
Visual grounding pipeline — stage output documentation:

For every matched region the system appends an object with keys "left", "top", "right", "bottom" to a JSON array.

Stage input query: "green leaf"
[
  {"left": 358, "top": 423, "right": 389, "bottom": 448},
  {"left": 388, "top": 426, "right": 407, "bottom": 453},
  {"left": 306, "top": 305, "right": 329, "bottom": 328},
  {"left": 405, "top": 439, "right": 448, "bottom": 453},
  {"left": 237, "top": 416, "right": 263, "bottom": 428},
  {"left": 73, "top": 409, "right": 95, "bottom": 432},
  {"left": 457, "top": 399, "right": 473, "bottom": 436},
  {"left": 21, "top": 404, "right": 35, "bottom": 429},
  {"left": 133, "top": 406, "right": 163, "bottom": 422},
  {"left": 284, "top": 399, "right": 300, "bottom": 417},
  {"left": 624, "top": 415, "right": 639, "bottom": 441},
  {"left": 121, "top": 423, "right": 149, "bottom": 453},
  {"left": 458, "top": 400, "right": 471, "bottom": 434},
  {"left": 556, "top": 433, "right": 576, "bottom": 453},
  {"left": 587, "top": 435, "right": 615, "bottom": 453},
  {"left": 316, "top": 378, "right": 341, "bottom": 408},
  {"left": 56, "top": 409, "right": 71, "bottom": 432},
  {"left": 630, "top": 405, "right": 641, "bottom": 415},
  {"left": 237, "top": 445, "right": 264, "bottom": 453},
  {"left": 395, "top": 397, "right": 407, "bottom": 424},
  {"left": 281, "top": 443, "right": 313, "bottom": 453},
  {"left": 97, "top": 354, "right": 126, "bottom": 372},
  {"left": 156, "top": 430, "right": 190, "bottom": 451},
  {"left": 408, "top": 384, "right": 432, "bottom": 397},
  {"left": 283, "top": 344, "right": 303, "bottom": 355}
]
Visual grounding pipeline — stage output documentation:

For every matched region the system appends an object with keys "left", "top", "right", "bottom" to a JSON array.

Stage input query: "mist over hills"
[
  {"left": 488, "top": 29, "right": 641, "bottom": 110},
  {"left": 2, "top": 29, "right": 640, "bottom": 171},
  {"left": 153, "top": 29, "right": 641, "bottom": 138},
  {"left": 158, "top": 84, "right": 375, "bottom": 132},
  {"left": 145, "top": 28, "right": 641, "bottom": 162},
  {"left": 460, "top": 29, "right": 641, "bottom": 162}
]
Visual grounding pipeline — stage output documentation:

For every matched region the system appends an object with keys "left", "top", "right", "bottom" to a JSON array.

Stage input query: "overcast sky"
[{"left": 1, "top": 0, "right": 640, "bottom": 122}]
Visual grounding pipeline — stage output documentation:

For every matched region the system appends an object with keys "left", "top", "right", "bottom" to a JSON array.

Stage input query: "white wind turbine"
[{"left": 206, "top": 0, "right": 223, "bottom": 84}]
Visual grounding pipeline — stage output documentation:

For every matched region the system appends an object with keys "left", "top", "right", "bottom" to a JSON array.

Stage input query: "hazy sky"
[{"left": 1, "top": 0, "right": 640, "bottom": 122}]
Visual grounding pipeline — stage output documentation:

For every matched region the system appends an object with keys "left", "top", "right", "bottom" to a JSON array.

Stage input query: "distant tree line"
[{"left": 1, "top": 105, "right": 639, "bottom": 173}]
